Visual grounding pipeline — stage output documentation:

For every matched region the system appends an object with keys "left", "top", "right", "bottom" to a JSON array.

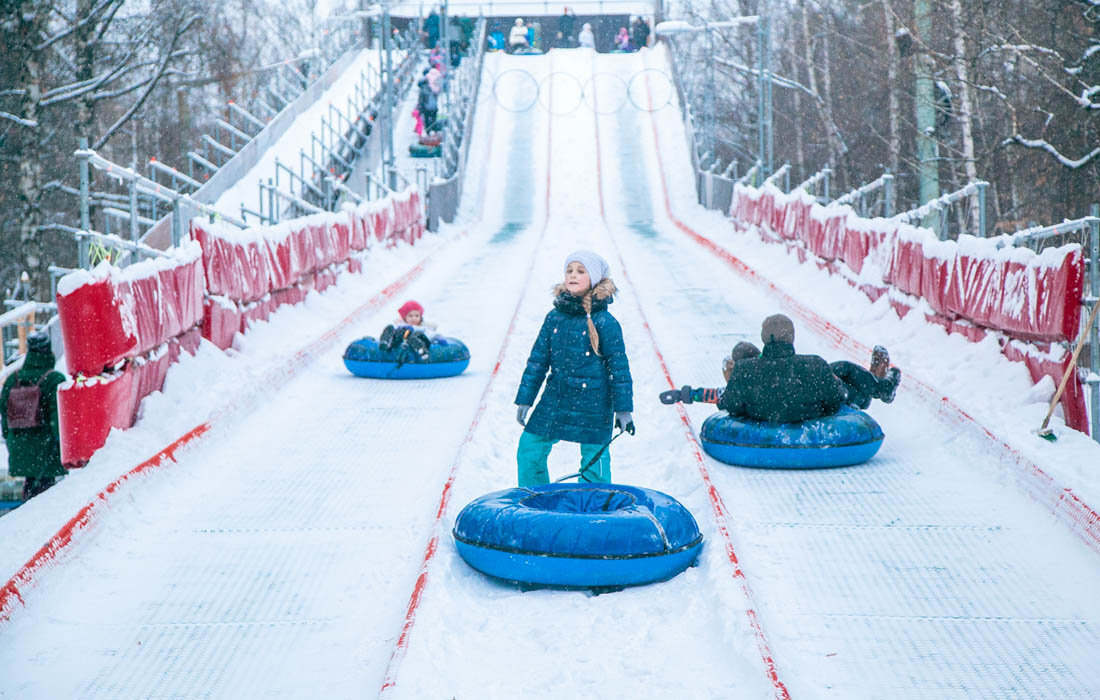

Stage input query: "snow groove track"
[
  {"left": 377, "top": 50, "right": 557, "bottom": 697},
  {"left": 614, "top": 49, "right": 1100, "bottom": 698},
  {"left": 590, "top": 54, "right": 790, "bottom": 700},
  {"left": 385, "top": 50, "right": 782, "bottom": 700}
]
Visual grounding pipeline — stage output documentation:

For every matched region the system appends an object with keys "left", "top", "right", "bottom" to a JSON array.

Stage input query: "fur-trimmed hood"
[
  {"left": 551, "top": 277, "right": 617, "bottom": 300},
  {"left": 551, "top": 278, "right": 617, "bottom": 316}
]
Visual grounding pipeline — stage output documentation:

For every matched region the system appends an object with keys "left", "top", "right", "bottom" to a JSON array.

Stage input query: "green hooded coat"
[{"left": 1, "top": 349, "right": 66, "bottom": 479}]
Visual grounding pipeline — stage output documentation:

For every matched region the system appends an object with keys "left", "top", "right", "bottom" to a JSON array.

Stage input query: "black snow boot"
[
  {"left": 379, "top": 325, "right": 402, "bottom": 352},
  {"left": 874, "top": 367, "right": 901, "bottom": 404},
  {"left": 405, "top": 331, "right": 432, "bottom": 361}
]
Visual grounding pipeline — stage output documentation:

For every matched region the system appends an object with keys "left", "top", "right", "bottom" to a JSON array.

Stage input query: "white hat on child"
[{"left": 564, "top": 250, "right": 609, "bottom": 288}]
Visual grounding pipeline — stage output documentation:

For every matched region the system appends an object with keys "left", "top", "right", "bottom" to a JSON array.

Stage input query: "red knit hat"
[{"left": 398, "top": 300, "right": 424, "bottom": 321}]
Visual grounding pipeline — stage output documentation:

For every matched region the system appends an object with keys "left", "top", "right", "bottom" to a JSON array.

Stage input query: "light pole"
[{"left": 656, "top": 15, "right": 772, "bottom": 178}]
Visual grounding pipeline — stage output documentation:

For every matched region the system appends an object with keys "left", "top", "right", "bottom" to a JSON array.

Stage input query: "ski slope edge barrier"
[
  {"left": 54, "top": 188, "right": 425, "bottom": 467},
  {"left": 1, "top": 233, "right": 448, "bottom": 628}
]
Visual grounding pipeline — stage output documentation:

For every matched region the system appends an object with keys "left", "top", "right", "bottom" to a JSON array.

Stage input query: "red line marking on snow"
[
  {"left": 378, "top": 54, "right": 557, "bottom": 698},
  {"left": 0, "top": 239, "right": 450, "bottom": 629},
  {"left": 639, "top": 57, "right": 1100, "bottom": 559},
  {"left": 588, "top": 56, "right": 790, "bottom": 700},
  {"left": 0, "top": 423, "right": 210, "bottom": 624}
]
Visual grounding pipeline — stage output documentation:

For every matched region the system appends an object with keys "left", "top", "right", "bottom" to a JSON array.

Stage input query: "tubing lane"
[
  {"left": 0, "top": 237, "right": 462, "bottom": 628},
  {"left": 376, "top": 50, "right": 557, "bottom": 698},
  {"left": 589, "top": 52, "right": 792, "bottom": 700},
  {"left": 636, "top": 51, "right": 1100, "bottom": 559}
]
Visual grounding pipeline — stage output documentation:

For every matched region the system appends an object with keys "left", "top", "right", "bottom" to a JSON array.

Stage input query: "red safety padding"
[
  {"left": 816, "top": 213, "right": 846, "bottom": 261},
  {"left": 289, "top": 225, "right": 315, "bottom": 279},
  {"left": 758, "top": 194, "right": 775, "bottom": 233},
  {"left": 919, "top": 251, "right": 954, "bottom": 318},
  {"left": 842, "top": 224, "right": 870, "bottom": 275},
  {"left": 322, "top": 221, "right": 343, "bottom": 269},
  {"left": 946, "top": 250, "right": 1000, "bottom": 328},
  {"left": 993, "top": 249, "right": 1084, "bottom": 343},
  {"left": 332, "top": 219, "right": 352, "bottom": 262},
  {"left": 176, "top": 326, "right": 202, "bottom": 357},
  {"left": 201, "top": 296, "right": 241, "bottom": 351},
  {"left": 58, "top": 369, "right": 137, "bottom": 467},
  {"left": 1002, "top": 341, "right": 1090, "bottom": 434},
  {"left": 56, "top": 273, "right": 137, "bottom": 376},
  {"left": 373, "top": 207, "right": 389, "bottom": 242},
  {"left": 177, "top": 257, "right": 205, "bottom": 332},
  {"left": 128, "top": 275, "right": 162, "bottom": 357},
  {"left": 893, "top": 236, "right": 924, "bottom": 298},
  {"left": 350, "top": 211, "right": 368, "bottom": 251},
  {"left": 240, "top": 297, "right": 272, "bottom": 331}
]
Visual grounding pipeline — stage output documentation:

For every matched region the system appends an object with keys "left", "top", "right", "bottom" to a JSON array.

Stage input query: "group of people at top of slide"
[
  {"left": 375, "top": 250, "right": 901, "bottom": 488},
  {"left": 500, "top": 13, "right": 651, "bottom": 53}
]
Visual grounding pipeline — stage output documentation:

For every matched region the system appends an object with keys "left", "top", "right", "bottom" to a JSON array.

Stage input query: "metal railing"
[
  {"left": 762, "top": 162, "right": 790, "bottom": 192},
  {"left": 795, "top": 167, "right": 832, "bottom": 203},
  {"left": 835, "top": 172, "right": 895, "bottom": 218},
  {"left": 892, "top": 180, "right": 988, "bottom": 239}
]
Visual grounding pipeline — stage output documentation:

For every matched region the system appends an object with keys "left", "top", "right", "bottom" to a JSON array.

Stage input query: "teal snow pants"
[{"left": 516, "top": 430, "right": 611, "bottom": 487}]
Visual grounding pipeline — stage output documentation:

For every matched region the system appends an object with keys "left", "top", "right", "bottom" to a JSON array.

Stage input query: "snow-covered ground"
[{"left": 2, "top": 48, "right": 1099, "bottom": 700}]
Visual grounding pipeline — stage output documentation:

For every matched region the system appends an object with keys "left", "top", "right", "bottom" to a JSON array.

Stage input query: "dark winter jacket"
[
  {"left": 717, "top": 341, "right": 846, "bottom": 423},
  {"left": 516, "top": 280, "right": 633, "bottom": 445},
  {"left": 631, "top": 20, "right": 650, "bottom": 50},
  {"left": 558, "top": 13, "right": 575, "bottom": 38},
  {"left": 418, "top": 80, "right": 438, "bottom": 113},
  {"left": 1, "top": 348, "right": 66, "bottom": 479}
]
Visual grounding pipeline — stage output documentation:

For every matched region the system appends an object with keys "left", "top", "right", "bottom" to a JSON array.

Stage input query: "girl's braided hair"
[{"left": 581, "top": 291, "right": 600, "bottom": 356}]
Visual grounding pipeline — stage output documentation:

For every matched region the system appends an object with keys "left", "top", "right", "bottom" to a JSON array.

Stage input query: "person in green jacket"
[{"left": 1, "top": 332, "right": 66, "bottom": 500}]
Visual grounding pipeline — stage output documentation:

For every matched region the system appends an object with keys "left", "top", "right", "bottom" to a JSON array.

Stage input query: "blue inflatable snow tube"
[
  {"left": 342, "top": 336, "right": 470, "bottom": 379},
  {"left": 700, "top": 405, "right": 884, "bottom": 469},
  {"left": 453, "top": 483, "right": 703, "bottom": 588}
]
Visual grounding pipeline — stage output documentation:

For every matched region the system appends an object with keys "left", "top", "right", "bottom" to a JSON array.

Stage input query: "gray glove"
[
  {"left": 615, "top": 411, "right": 635, "bottom": 435},
  {"left": 516, "top": 405, "right": 531, "bottom": 427}
]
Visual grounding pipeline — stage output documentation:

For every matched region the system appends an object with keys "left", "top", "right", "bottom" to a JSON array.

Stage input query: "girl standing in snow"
[{"left": 514, "top": 251, "right": 634, "bottom": 487}]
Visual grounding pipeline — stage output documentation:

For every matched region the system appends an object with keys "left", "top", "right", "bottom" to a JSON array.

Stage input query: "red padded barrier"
[
  {"left": 1003, "top": 341, "right": 1090, "bottom": 433},
  {"left": 919, "top": 251, "right": 954, "bottom": 318},
  {"left": 56, "top": 272, "right": 137, "bottom": 376},
  {"left": 992, "top": 249, "right": 1084, "bottom": 343},
  {"left": 201, "top": 296, "right": 241, "bottom": 351},
  {"left": 58, "top": 369, "right": 136, "bottom": 467},
  {"left": 843, "top": 224, "right": 870, "bottom": 275}
]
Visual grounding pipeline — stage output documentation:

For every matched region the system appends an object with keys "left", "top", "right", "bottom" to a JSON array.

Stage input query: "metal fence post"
[
  {"left": 977, "top": 182, "right": 988, "bottom": 238},
  {"left": 78, "top": 138, "right": 91, "bottom": 268},
  {"left": 128, "top": 177, "right": 139, "bottom": 243},
  {"left": 268, "top": 177, "right": 277, "bottom": 223},
  {"left": 171, "top": 196, "right": 182, "bottom": 247},
  {"left": 884, "top": 173, "right": 895, "bottom": 218}
]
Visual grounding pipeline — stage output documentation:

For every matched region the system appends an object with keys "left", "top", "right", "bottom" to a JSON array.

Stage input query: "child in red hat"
[{"left": 379, "top": 300, "right": 438, "bottom": 360}]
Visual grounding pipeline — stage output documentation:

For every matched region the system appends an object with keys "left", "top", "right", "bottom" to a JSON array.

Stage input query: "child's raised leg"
[
  {"left": 517, "top": 431, "right": 556, "bottom": 487},
  {"left": 578, "top": 442, "right": 611, "bottom": 483}
]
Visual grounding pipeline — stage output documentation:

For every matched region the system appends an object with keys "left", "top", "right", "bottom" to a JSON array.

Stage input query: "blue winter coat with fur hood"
[{"left": 515, "top": 279, "right": 633, "bottom": 444}]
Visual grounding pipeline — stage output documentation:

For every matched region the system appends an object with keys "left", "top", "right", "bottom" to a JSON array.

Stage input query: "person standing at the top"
[
  {"left": 424, "top": 8, "right": 441, "bottom": 48},
  {"left": 557, "top": 7, "right": 576, "bottom": 48},
  {"left": 509, "top": 17, "right": 530, "bottom": 52},
  {"left": 631, "top": 15, "right": 650, "bottom": 50},
  {"left": 578, "top": 22, "right": 595, "bottom": 49}
]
